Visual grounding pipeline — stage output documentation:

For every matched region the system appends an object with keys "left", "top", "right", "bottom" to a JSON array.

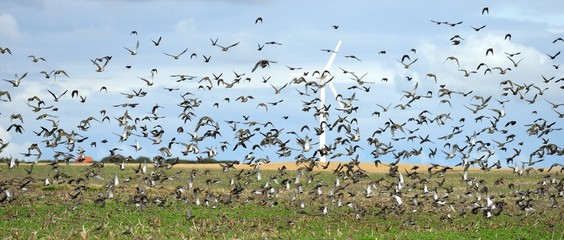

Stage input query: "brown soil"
[
  {"left": 42, "top": 161, "right": 495, "bottom": 173},
  {"left": 171, "top": 162, "right": 468, "bottom": 173}
]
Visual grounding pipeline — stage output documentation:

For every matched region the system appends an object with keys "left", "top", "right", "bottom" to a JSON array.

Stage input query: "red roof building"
[{"left": 75, "top": 156, "right": 94, "bottom": 163}]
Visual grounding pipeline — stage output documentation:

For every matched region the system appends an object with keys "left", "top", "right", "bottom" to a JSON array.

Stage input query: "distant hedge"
[
  {"left": 98, "top": 155, "right": 231, "bottom": 164},
  {"left": 4, "top": 156, "right": 234, "bottom": 164}
]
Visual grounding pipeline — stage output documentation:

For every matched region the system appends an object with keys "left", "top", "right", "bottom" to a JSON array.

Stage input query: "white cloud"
[
  {"left": 493, "top": 2, "right": 564, "bottom": 34},
  {"left": 0, "top": 13, "right": 21, "bottom": 39},
  {"left": 174, "top": 18, "right": 197, "bottom": 33},
  {"left": 3, "top": 0, "right": 44, "bottom": 9}
]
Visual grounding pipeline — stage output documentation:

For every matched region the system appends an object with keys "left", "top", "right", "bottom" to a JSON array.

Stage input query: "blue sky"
[{"left": 0, "top": 0, "right": 562, "bottom": 168}]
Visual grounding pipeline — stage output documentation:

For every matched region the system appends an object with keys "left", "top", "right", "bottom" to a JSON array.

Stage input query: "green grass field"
[{"left": 0, "top": 162, "right": 563, "bottom": 239}]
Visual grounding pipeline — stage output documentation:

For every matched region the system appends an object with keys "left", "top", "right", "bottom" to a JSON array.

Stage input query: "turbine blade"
[{"left": 323, "top": 40, "right": 342, "bottom": 71}]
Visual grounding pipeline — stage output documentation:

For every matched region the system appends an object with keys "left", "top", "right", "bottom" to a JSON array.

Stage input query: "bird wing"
[
  {"left": 178, "top": 48, "right": 188, "bottom": 56},
  {"left": 47, "top": 89, "right": 57, "bottom": 99},
  {"left": 251, "top": 61, "right": 261, "bottom": 72}
]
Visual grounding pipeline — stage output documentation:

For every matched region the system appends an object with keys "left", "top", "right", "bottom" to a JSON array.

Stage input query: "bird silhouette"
[
  {"left": 151, "top": 36, "right": 162, "bottom": 46},
  {"left": 547, "top": 51, "right": 560, "bottom": 60},
  {"left": 255, "top": 17, "right": 263, "bottom": 24},
  {"left": 163, "top": 48, "right": 188, "bottom": 60},
  {"left": 123, "top": 40, "right": 140, "bottom": 55},
  {"left": 252, "top": 60, "right": 277, "bottom": 72},
  {"left": 482, "top": 7, "right": 489, "bottom": 15}
]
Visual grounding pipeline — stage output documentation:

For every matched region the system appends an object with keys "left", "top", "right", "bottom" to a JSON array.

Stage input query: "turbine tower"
[
  {"left": 291, "top": 40, "right": 342, "bottom": 162},
  {"left": 318, "top": 40, "right": 342, "bottom": 162}
]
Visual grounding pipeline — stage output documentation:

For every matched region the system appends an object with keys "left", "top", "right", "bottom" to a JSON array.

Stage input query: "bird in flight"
[
  {"left": 257, "top": 43, "right": 265, "bottom": 51},
  {"left": 459, "top": 69, "right": 477, "bottom": 77},
  {"left": 28, "top": 55, "right": 46, "bottom": 63},
  {"left": 210, "top": 38, "right": 219, "bottom": 46},
  {"left": 486, "top": 48, "right": 494, "bottom": 56},
  {"left": 53, "top": 70, "right": 70, "bottom": 82},
  {"left": 397, "top": 58, "right": 418, "bottom": 69},
  {"left": 0, "top": 91, "right": 11, "bottom": 102},
  {"left": 270, "top": 83, "right": 288, "bottom": 94},
  {"left": 151, "top": 36, "right": 162, "bottom": 46},
  {"left": 345, "top": 55, "right": 361, "bottom": 61},
  {"left": 203, "top": 55, "right": 211, "bottom": 63},
  {"left": 252, "top": 60, "right": 277, "bottom": 72},
  {"left": 163, "top": 48, "right": 189, "bottom": 60},
  {"left": 0, "top": 47, "right": 11, "bottom": 55},
  {"left": 506, "top": 56, "right": 525, "bottom": 67},
  {"left": 90, "top": 59, "right": 109, "bottom": 72},
  {"left": 547, "top": 51, "right": 561, "bottom": 60},
  {"left": 444, "top": 56, "right": 460, "bottom": 67},
  {"left": 471, "top": 25, "right": 486, "bottom": 31},
  {"left": 124, "top": 40, "right": 140, "bottom": 55},
  {"left": 482, "top": 7, "right": 489, "bottom": 15},
  {"left": 47, "top": 89, "right": 68, "bottom": 102},
  {"left": 3, "top": 72, "right": 28, "bottom": 87},
  {"left": 215, "top": 42, "right": 239, "bottom": 51},
  {"left": 265, "top": 41, "right": 282, "bottom": 45},
  {"left": 139, "top": 77, "right": 154, "bottom": 86}
]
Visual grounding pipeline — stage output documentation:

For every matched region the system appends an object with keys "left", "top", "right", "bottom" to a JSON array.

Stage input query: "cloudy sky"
[{"left": 0, "top": 0, "right": 562, "bottom": 168}]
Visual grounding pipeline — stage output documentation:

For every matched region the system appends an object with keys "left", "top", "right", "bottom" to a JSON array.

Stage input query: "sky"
[{"left": 0, "top": 0, "right": 563, "bottom": 168}]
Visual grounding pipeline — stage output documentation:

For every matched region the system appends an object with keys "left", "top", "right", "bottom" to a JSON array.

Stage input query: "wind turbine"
[{"left": 291, "top": 40, "right": 343, "bottom": 162}]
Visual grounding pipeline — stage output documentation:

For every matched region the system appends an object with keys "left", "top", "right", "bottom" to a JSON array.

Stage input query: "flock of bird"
[{"left": 0, "top": 5, "right": 563, "bottom": 225}]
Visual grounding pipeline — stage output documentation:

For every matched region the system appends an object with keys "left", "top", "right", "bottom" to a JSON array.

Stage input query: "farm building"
[{"left": 74, "top": 156, "right": 94, "bottom": 163}]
